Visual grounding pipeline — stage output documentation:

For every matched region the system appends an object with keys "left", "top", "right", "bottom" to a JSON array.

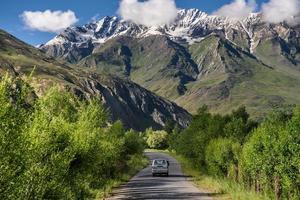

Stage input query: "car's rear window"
[{"left": 154, "top": 160, "right": 167, "bottom": 165}]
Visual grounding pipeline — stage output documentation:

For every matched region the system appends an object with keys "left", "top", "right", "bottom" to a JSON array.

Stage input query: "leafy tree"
[
  {"left": 0, "top": 74, "right": 146, "bottom": 199},
  {"left": 242, "top": 109, "right": 300, "bottom": 199},
  {"left": 224, "top": 117, "right": 246, "bottom": 141},
  {"left": 146, "top": 130, "right": 169, "bottom": 149},
  {"left": 164, "top": 119, "right": 176, "bottom": 134},
  {"left": 0, "top": 75, "right": 33, "bottom": 199},
  {"left": 232, "top": 106, "right": 249, "bottom": 123},
  {"left": 124, "top": 130, "right": 145, "bottom": 156},
  {"left": 23, "top": 88, "right": 81, "bottom": 199},
  {"left": 168, "top": 125, "right": 180, "bottom": 151},
  {"left": 205, "top": 138, "right": 241, "bottom": 179},
  {"left": 173, "top": 107, "right": 228, "bottom": 166}
]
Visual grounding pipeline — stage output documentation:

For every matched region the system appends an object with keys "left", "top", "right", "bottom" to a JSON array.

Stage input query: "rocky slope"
[
  {"left": 40, "top": 9, "right": 293, "bottom": 60},
  {"left": 0, "top": 29, "right": 191, "bottom": 130},
  {"left": 40, "top": 9, "right": 300, "bottom": 119}
]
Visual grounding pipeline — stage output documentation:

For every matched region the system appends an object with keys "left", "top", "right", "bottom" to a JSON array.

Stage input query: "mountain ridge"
[
  {"left": 0, "top": 29, "right": 191, "bottom": 130},
  {"left": 40, "top": 9, "right": 300, "bottom": 119},
  {"left": 40, "top": 9, "right": 264, "bottom": 59}
]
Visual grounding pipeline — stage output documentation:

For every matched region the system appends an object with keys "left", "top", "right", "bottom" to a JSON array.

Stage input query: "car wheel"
[{"left": 152, "top": 173, "right": 155, "bottom": 177}]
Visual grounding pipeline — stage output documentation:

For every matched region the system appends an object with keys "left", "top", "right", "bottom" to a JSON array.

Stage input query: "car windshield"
[{"left": 154, "top": 160, "right": 167, "bottom": 165}]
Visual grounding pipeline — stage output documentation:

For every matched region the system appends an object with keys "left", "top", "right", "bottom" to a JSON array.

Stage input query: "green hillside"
[
  {"left": 75, "top": 33, "right": 300, "bottom": 119},
  {"left": 0, "top": 29, "right": 191, "bottom": 130}
]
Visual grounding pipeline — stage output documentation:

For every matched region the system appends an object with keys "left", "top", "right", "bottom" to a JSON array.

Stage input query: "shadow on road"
[
  {"left": 108, "top": 152, "right": 219, "bottom": 199},
  {"left": 139, "top": 174, "right": 192, "bottom": 178},
  {"left": 110, "top": 177, "right": 220, "bottom": 199}
]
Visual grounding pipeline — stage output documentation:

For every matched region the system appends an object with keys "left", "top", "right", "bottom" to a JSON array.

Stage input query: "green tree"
[
  {"left": 242, "top": 109, "right": 300, "bottom": 199},
  {"left": 146, "top": 130, "right": 169, "bottom": 149},
  {"left": 23, "top": 88, "right": 80, "bottom": 199},
  {"left": 0, "top": 75, "right": 146, "bottom": 199},
  {"left": 0, "top": 75, "right": 33, "bottom": 199},
  {"left": 232, "top": 106, "right": 249, "bottom": 123},
  {"left": 205, "top": 138, "right": 241, "bottom": 179},
  {"left": 224, "top": 117, "right": 246, "bottom": 141},
  {"left": 164, "top": 119, "right": 176, "bottom": 134},
  {"left": 174, "top": 108, "right": 228, "bottom": 166}
]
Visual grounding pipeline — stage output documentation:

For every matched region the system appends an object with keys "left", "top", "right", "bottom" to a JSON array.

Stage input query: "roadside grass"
[
  {"left": 151, "top": 149, "right": 270, "bottom": 200},
  {"left": 96, "top": 154, "right": 149, "bottom": 199}
]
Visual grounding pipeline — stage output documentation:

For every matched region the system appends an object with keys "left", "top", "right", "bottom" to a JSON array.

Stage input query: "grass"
[
  {"left": 96, "top": 154, "right": 149, "bottom": 199},
  {"left": 161, "top": 150, "right": 271, "bottom": 200}
]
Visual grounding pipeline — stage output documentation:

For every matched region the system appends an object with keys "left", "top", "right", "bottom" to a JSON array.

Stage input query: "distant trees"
[
  {"left": 0, "top": 74, "right": 145, "bottom": 199},
  {"left": 169, "top": 105, "right": 300, "bottom": 199},
  {"left": 145, "top": 128, "right": 169, "bottom": 149},
  {"left": 168, "top": 106, "right": 250, "bottom": 167}
]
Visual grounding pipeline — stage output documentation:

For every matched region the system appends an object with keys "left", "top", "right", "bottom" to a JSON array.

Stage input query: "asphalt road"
[{"left": 107, "top": 152, "right": 214, "bottom": 200}]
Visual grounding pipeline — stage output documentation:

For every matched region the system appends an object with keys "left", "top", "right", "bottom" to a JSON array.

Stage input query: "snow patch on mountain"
[{"left": 42, "top": 9, "right": 266, "bottom": 56}]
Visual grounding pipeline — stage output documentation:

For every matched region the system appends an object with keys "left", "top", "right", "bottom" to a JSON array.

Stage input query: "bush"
[
  {"left": 0, "top": 75, "right": 33, "bottom": 199},
  {"left": 124, "top": 130, "right": 145, "bottom": 155},
  {"left": 242, "top": 109, "right": 300, "bottom": 199},
  {"left": 205, "top": 138, "right": 241, "bottom": 178},
  {"left": 21, "top": 88, "right": 117, "bottom": 199},
  {"left": 0, "top": 75, "right": 145, "bottom": 199},
  {"left": 146, "top": 129, "right": 169, "bottom": 149},
  {"left": 170, "top": 106, "right": 229, "bottom": 166}
]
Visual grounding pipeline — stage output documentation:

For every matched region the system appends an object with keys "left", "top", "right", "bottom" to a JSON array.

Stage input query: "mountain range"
[
  {"left": 0, "top": 29, "right": 191, "bottom": 131},
  {"left": 1, "top": 8, "right": 300, "bottom": 131},
  {"left": 40, "top": 9, "right": 300, "bottom": 119}
]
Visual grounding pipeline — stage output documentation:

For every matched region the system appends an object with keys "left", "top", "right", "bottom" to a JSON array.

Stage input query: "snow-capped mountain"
[
  {"left": 39, "top": 8, "right": 300, "bottom": 120},
  {"left": 44, "top": 9, "right": 262, "bottom": 45},
  {"left": 40, "top": 9, "right": 267, "bottom": 62}
]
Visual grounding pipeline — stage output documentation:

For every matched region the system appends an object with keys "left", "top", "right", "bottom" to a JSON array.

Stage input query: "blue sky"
[{"left": 0, "top": 0, "right": 268, "bottom": 45}]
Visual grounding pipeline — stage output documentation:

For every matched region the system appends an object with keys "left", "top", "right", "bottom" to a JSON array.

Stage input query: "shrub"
[
  {"left": 171, "top": 106, "right": 229, "bottom": 166},
  {"left": 205, "top": 138, "right": 241, "bottom": 179},
  {"left": 242, "top": 109, "right": 300, "bottom": 199},
  {"left": 124, "top": 130, "right": 145, "bottom": 155},
  {"left": 146, "top": 129, "right": 168, "bottom": 149},
  {"left": 0, "top": 75, "right": 145, "bottom": 199},
  {"left": 0, "top": 75, "right": 33, "bottom": 199},
  {"left": 224, "top": 118, "right": 246, "bottom": 141}
]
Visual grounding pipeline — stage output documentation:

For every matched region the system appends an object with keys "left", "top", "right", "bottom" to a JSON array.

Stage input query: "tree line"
[
  {"left": 167, "top": 105, "right": 300, "bottom": 200},
  {"left": 0, "top": 74, "right": 145, "bottom": 199},
  {"left": 1, "top": 73, "right": 300, "bottom": 200}
]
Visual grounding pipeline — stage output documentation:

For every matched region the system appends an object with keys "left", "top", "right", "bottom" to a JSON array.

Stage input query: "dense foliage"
[
  {"left": 242, "top": 110, "right": 300, "bottom": 199},
  {"left": 169, "top": 105, "right": 300, "bottom": 199},
  {"left": 0, "top": 75, "right": 145, "bottom": 199},
  {"left": 145, "top": 128, "right": 169, "bottom": 149}
]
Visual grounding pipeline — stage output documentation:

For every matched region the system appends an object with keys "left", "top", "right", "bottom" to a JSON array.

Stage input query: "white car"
[{"left": 152, "top": 159, "right": 169, "bottom": 177}]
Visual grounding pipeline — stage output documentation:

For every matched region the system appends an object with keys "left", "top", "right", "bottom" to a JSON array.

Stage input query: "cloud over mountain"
[
  {"left": 118, "top": 0, "right": 178, "bottom": 27},
  {"left": 21, "top": 10, "right": 78, "bottom": 33},
  {"left": 212, "top": 0, "right": 257, "bottom": 20},
  {"left": 261, "top": 0, "right": 300, "bottom": 25}
]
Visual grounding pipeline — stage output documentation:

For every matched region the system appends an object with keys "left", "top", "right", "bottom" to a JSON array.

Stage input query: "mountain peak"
[
  {"left": 42, "top": 8, "right": 295, "bottom": 64},
  {"left": 43, "top": 9, "right": 265, "bottom": 47}
]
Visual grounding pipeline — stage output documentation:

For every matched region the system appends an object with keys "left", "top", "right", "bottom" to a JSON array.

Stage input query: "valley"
[
  {"left": 1, "top": 4, "right": 300, "bottom": 200},
  {"left": 40, "top": 9, "right": 300, "bottom": 118}
]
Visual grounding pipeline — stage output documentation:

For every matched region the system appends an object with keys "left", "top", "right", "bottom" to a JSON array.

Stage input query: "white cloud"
[
  {"left": 261, "top": 0, "right": 300, "bottom": 25},
  {"left": 118, "top": 0, "right": 178, "bottom": 27},
  {"left": 212, "top": 0, "right": 257, "bottom": 20},
  {"left": 21, "top": 10, "right": 78, "bottom": 33}
]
